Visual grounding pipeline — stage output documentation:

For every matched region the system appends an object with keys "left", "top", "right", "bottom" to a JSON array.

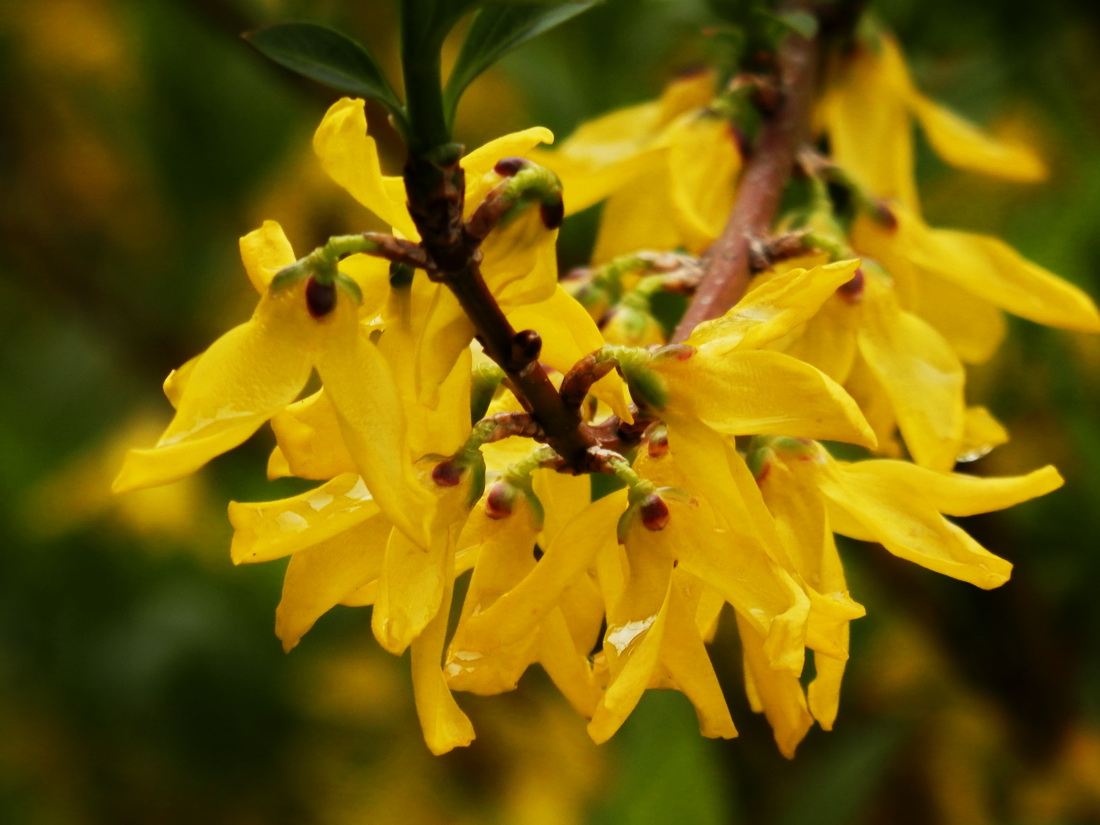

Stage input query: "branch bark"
[{"left": 672, "top": 13, "right": 821, "bottom": 341}]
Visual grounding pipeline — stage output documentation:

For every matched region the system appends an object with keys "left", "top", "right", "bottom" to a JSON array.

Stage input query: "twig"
[{"left": 672, "top": 4, "right": 821, "bottom": 341}]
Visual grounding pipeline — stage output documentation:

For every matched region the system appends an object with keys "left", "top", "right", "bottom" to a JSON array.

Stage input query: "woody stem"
[
  {"left": 672, "top": 3, "right": 821, "bottom": 341},
  {"left": 404, "top": 155, "right": 599, "bottom": 472}
]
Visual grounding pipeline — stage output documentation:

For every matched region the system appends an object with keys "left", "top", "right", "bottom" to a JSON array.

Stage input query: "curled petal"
[
  {"left": 313, "top": 98, "right": 418, "bottom": 238},
  {"left": 688, "top": 259, "right": 862, "bottom": 351},
  {"left": 229, "top": 473, "right": 380, "bottom": 565},
  {"left": 240, "top": 220, "right": 297, "bottom": 294},
  {"left": 114, "top": 287, "right": 317, "bottom": 493},
  {"left": 268, "top": 390, "right": 357, "bottom": 481},
  {"left": 275, "top": 513, "right": 391, "bottom": 651}
]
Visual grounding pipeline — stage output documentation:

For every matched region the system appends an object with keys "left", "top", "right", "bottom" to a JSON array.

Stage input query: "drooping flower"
[
  {"left": 112, "top": 221, "right": 433, "bottom": 547},
  {"left": 819, "top": 30, "right": 1047, "bottom": 212}
]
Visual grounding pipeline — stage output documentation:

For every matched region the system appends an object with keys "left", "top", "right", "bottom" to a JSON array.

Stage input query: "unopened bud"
[
  {"left": 539, "top": 195, "right": 564, "bottom": 230},
  {"left": 836, "top": 267, "right": 865, "bottom": 303},
  {"left": 511, "top": 329, "right": 542, "bottom": 364},
  {"left": 305, "top": 276, "right": 337, "bottom": 318},
  {"left": 493, "top": 156, "right": 530, "bottom": 177},
  {"left": 431, "top": 459, "right": 464, "bottom": 487},
  {"left": 639, "top": 492, "right": 670, "bottom": 531},
  {"left": 485, "top": 481, "right": 517, "bottom": 519},
  {"left": 875, "top": 201, "right": 898, "bottom": 231},
  {"left": 647, "top": 428, "right": 669, "bottom": 458}
]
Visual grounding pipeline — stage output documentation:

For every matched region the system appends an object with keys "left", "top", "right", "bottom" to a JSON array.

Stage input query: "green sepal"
[
  {"left": 465, "top": 453, "right": 487, "bottom": 509},
  {"left": 269, "top": 262, "right": 308, "bottom": 294},
  {"left": 443, "top": 1, "right": 600, "bottom": 127},
  {"left": 334, "top": 271, "right": 363, "bottom": 304},
  {"left": 246, "top": 24, "right": 405, "bottom": 124},
  {"left": 470, "top": 363, "right": 505, "bottom": 423}
]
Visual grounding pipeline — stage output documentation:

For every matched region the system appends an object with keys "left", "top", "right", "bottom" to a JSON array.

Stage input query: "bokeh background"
[{"left": 3, "top": 0, "right": 1100, "bottom": 822}]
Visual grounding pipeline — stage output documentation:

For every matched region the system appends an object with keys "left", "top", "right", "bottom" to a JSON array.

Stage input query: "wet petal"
[
  {"left": 319, "top": 317, "right": 435, "bottom": 548},
  {"left": 274, "top": 512, "right": 391, "bottom": 651},
  {"left": 372, "top": 525, "right": 448, "bottom": 655},
  {"left": 113, "top": 287, "right": 317, "bottom": 493},
  {"left": 229, "top": 473, "right": 380, "bottom": 564}
]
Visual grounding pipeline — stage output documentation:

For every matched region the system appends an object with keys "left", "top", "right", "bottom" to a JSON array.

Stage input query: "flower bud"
[
  {"left": 485, "top": 481, "right": 518, "bottom": 519},
  {"left": 835, "top": 267, "right": 865, "bottom": 304},
  {"left": 305, "top": 276, "right": 337, "bottom": 318},
  {"left": 431, "top": 459, "right": 464, "bottom": 487},
  {"left": 639, "top": 492, "right": 670, "bottom": 531}
]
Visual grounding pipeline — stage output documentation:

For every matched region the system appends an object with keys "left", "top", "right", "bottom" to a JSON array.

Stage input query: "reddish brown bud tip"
[
  {"left": 836, "top": 267, "right": 865, "bottom": 303},
  {"left": 305, "top": 276, "right": 337, "bottom": 318},
  {"left": 876, "top": 202, "right": 898, "bottom": 231},
  {"left": 539, "top": 196, "right": 564, "bottom": 229},
  {"left": 639, "top": 493, "right": 670, "bottom": 531},
  {"left": 511, "top": 329, "right": 542, "bottom": 364},
  {"left": 493, "top": 157, "right": 530, "bottom": 177},
  {"left": 431, "top": 460, "right": 463, "bottom": 487},
  {"left": 647, "top": 430, "right": 669, "bottom": 458},
  {"left": 485, "top": 482, "right": 515, "bottom": 519}
]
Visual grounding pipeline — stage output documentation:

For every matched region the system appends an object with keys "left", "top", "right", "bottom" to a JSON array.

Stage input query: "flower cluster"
[{"left": 115, "top": 25, "right": 1095, "bottom": 757}]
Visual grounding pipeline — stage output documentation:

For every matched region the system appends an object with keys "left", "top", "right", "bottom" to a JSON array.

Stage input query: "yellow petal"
[
  {"left": 838, "top": 460, "right": 1063, "bottom": 517},
  {"left": 657, "top": 574, "right": 738, "bottom": 739},
  {"left": 687, "top": 259, "right": 862, "bottom": 351},
  {"left": 337, "top": 252, "right": 391, "bottom": 317},
  {"left": 819, "top": 459, "right": 1013, "bottom": 588},
  {"left": 736, "top": 613, "right": 813, "bottom": 758},
  {"left": 229, "top": 473, "right": 380, "bottom": 564},
  {"left": 480, "top": 209, "right": 559, "bottom": 309},
  {"left": 269, "top": 390, "right": 357, "bottom": 481},
  {"left": 318, "top": 318, "right": 435, "bottom": 548},
  {"left": 820, "top": 35, "right": 918, "bottom": 209},
  {"left": 959, "top": 406, "right": 1009, "bottom": 462},
  {"left": 462, "top": 126, "right": 555, "bottom": 211},
  {"left": 113, "top": 286, "right": 317, "bottom": 493},
  {"left": 911, "top": 272, "right": 1006, "bottom": 364},
  {"left": 657, "top": 347, "right": 876, "bottom": 448},
  {"left": 856, "top": 275, "right": 965, "bottom": 471},
  {"left": 908, "top": 92, "right": 1047, "bottom": 182},
  {"left": 505, "top": 285, "right": 634, "bottom": 422},
  {"left": 313, "top": 97, "right": 418, "bottom": 238},
  {"left": 593, "top": 165, "right": 688, "bottom": 262},
  {"left": 240, "top": 220, "right": 297, "bottom": 294},
  {"left": 913, "top": 224, "right": 1100, "bottom": 333},
  {"left": 460, "top": 491, "right": 626, "bottom": 650},
  {"left": 274, "top": 512, "right": 391, "bottom": 651},
  {"left": 808, "top": 651, "right": 846, "bottom": 731},
  {"left": 410, "top": 553, "right": 475, "bottom": 755},
  {"left": 372, "top": 525, "right": 447, "bottom": 656},
  {"left": 665, "top": 112, "right": 741, "bottom": 251}
]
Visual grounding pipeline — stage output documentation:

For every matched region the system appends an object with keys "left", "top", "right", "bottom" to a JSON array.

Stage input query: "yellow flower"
[
  {"left": 754, "top": 438, "right": 1063, "bottom": 588},
  {"left": 530, "top": 71, "right": 742, "bottom": 261},
  {"left": 852, "top": 204, "right": 1100, "bottom": 340},
  {"left": 313, "top": 97, "right": 633, "bottom": 417},
  {"left": 819, "top": 31, "right": 1047, "bottom": 212},
  {"left": 651, "top": 258, "right": 878, "bottom": 452},
  {"left": 112, "top": 221, "right": 433, "bottom": 547}
]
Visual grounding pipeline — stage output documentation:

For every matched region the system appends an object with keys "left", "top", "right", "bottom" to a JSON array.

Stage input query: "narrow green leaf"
[
  {"left": 246, "top": 23, "right": 405, "bottom": 117},
  {"left": 443, "top": 1, "right": 599, "bottom": 124}
]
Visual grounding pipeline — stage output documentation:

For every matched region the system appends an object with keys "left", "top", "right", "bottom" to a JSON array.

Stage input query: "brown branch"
[
  {"left": 404, "top": 155, "right": 600, "bottom": 472},
  {"left": 672, "top": 7, "right": 821, "bottom": 341}
]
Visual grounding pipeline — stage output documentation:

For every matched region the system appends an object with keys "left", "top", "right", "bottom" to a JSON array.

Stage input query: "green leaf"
[
  {"left": 443, "top": 1, "right": 599, "bottom": 124},
  {"left": 246, "top": 23, "right": 405, "bottom": 118}
]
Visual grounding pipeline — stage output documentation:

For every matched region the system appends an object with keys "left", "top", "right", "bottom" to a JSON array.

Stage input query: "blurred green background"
[{"left": 3, "top": 0, "right": 1100, "bottom": 822}]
